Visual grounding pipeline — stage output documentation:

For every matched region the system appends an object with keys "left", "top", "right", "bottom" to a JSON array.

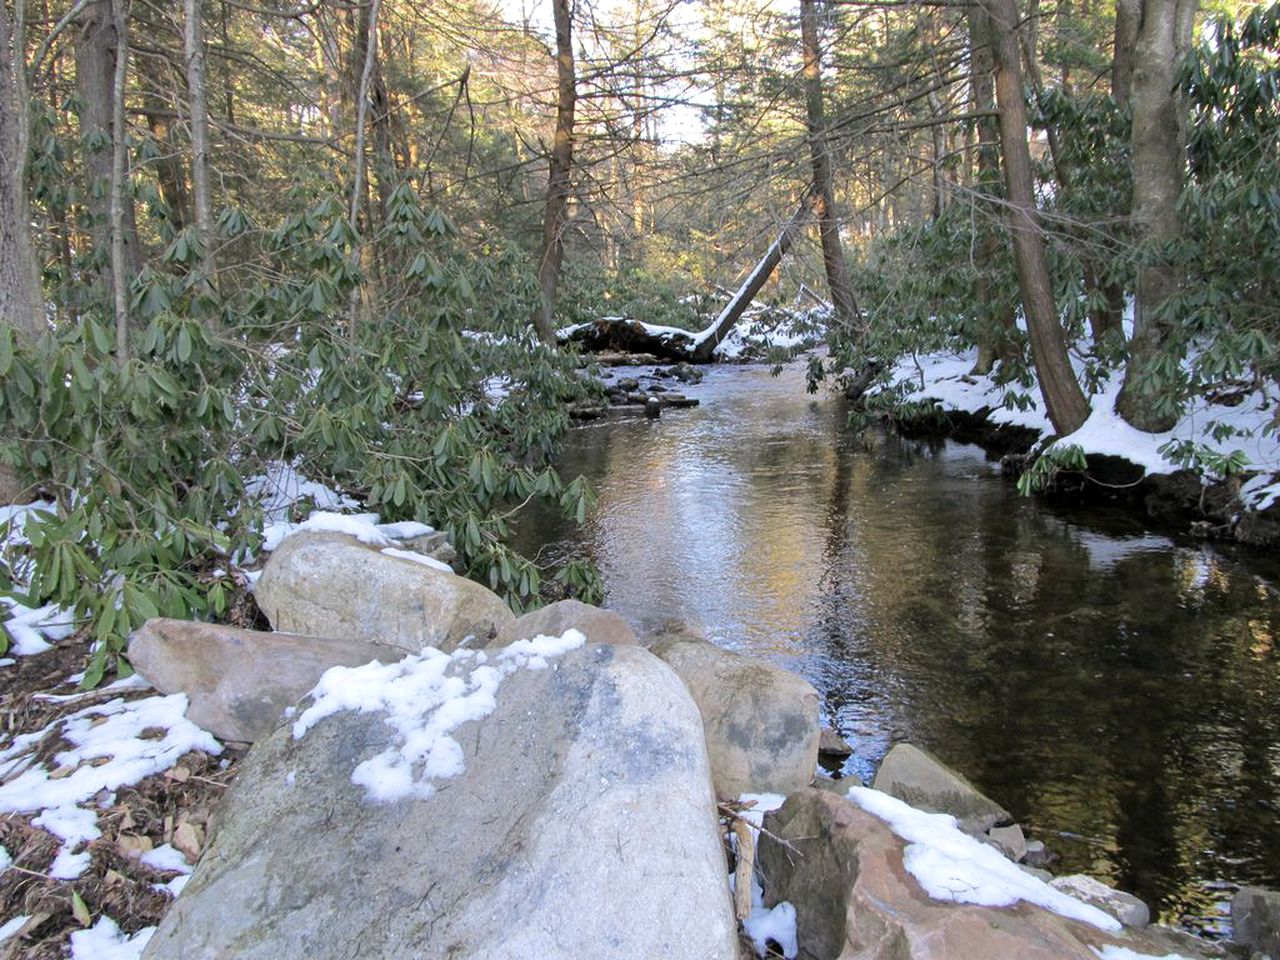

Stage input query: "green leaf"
[{"left": 71, "top": 889, "right": 92, "bottom": 927}]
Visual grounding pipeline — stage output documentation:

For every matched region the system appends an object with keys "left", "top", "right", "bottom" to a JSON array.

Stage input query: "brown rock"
[
  {"left": 489, "top": 599, "right": 638, "bottom": 650},
  {"left": 129, "top": 618, "right": 407, "bottom": 742},
  {"left": 871, "top": 742, "right": 1011, "bottom": 835},
  {"left": 819, "top": 726, "right": 854, "bottom": 758},
  {"left": 254, "top": 531, "right": 514, "bottom": 652},
  {"left": 650, "top": 636, "right": 820, "bottom": 797}
]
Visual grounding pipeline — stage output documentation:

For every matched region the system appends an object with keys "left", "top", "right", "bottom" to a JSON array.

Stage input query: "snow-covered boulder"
[
  {"left": 129, "top": 618, "right": 406, "bottom": 742},
  {"left": 650, "top": 635, "right": 820, "bottom": 797},
  {"left": 871, "top": 742, "right": 1011, "bottom": 836},
  {"left": 143, "top": 641, "right": 738, "bottom": 960},
  {"left": 488, "top": 598, "right": 638, "bottom": 649},
  {"left": 757, "top": 788, "right": 1215, "bottom": 960},
  {"left": 254, "top": 530, "right": 514, "bottom": 652}
]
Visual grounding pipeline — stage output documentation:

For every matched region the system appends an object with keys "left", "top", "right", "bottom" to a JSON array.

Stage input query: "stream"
[{"left": 517, "top": 361, "right": 1280, "bottom": 936}]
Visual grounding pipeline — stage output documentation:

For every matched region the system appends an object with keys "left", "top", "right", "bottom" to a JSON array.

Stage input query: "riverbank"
[{"left": 877, "top": 349, "right": 1280, "bottom": 548}]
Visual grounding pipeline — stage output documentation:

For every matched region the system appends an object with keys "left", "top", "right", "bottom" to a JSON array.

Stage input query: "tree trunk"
[
  {"left": 77, "top": 0, "right": 139, "bottom": 308},
  {"left": 185, "top": 0, "right": 215, "bottom": 290},
  {"left": 1113, "top": 0, "right": 1141, "bottom": 106},
  {"left": 346, "top": 0, "right": 380, "bottom": 341},
  {"left": 982, "top": 0, "right": 1091, "bottom": 435},
  {"left": 799, "top": 0, "right": 861, "bottom": 335},
  {"left": 968, "top": 3, "right": 1018, "bottom": 375},
  {"left": 1, "top": 0, "right": 45, "bottom": 344},
  {"left": 532, "top": 0, "right": 575, "bottom": 346},
  {"left": 690, "top": 195, "right": 813, "bottom": 362},
  {"left": 109, "top": 0, "right": 130, "bottom": 366},
  {"left": 1116, "top": 0, "right": 1197, "bottom": 431}
]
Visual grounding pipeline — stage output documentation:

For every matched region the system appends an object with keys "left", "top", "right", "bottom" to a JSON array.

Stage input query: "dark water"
[{"left": 518, "top": 362, "right": 1280, "bottom": 936}]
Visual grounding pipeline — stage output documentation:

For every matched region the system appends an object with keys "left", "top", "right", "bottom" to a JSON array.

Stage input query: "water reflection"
[{"left": 516, "top": 363, "right": 1280, "bottom": 935}]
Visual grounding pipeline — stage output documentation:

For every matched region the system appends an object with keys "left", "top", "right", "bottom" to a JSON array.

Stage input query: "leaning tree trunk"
[
  {"left": 691, "top": 195, "right": 813, "bottom": 362},
  {"left": 531, "top": 0, "right": 575, "bottom": 346},
  {"left": 799, "top": 0, "right": 861, "bottom": 335},
  {"left": 1116, "top": 0, "right": 1197, "bottom": 432},
  {"left": 982, "top": 0, "right": 1091, "bottom": 435}
]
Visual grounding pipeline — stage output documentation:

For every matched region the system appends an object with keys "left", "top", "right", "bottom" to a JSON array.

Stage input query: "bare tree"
[{"left": 185, "top": 0, "right": 215, "bottom": 290}]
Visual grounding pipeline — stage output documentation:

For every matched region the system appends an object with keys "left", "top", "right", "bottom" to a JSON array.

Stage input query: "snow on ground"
[
  {"left": 1091, "top": 947, "right": 1196, "bottom": 960},
  {"left": 244, "top": 462, "right": 359, "bottom": 526},
  {"left": 734, "top": 793, "right": 799, "bottom": 959},
  {"left": 847, "top": 786, "right": 1121, "bottom": 932},
  {"left": 890, "top": 348, "right": 1280, "bottom": 508},
  {"left": 69, "top": 915, "right": 155, "bottom": 960},
  {"left": 0, "top": 914, "right": 29, "bottom": 945},
  {"left": 0, "top": 693, "right": 221, "bottom": 879},
  {"left": 292, "top": 631, "right": 585, "bottom": 804},
  {"left": 381, "top": 547, "right": 453, "bottom": 573}
]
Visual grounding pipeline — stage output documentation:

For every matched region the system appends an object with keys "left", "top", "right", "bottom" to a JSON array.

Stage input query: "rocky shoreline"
[
  {"left": 890, "top": 404, "right": 1280, "bottom": 550},
  {"left": 116, "top": 520, "right": 1277, "bottom": 958}
]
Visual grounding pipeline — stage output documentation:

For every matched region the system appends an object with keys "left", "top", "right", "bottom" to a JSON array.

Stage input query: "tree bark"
[
  {"left": 968, "top": 2, "right": 1017, "bottom": 375},
  {"left": 77, "top": 0, "right": 138, "bottom": 307},
  {"left": 532, "top": 0, "right": 575, "bottom": 346},
  {"left": 982, "top": 0, "right": 1091, "bottom": 435},
  {"left": 346, "top": 0, "right": 380, "bottom": 341},
  {"left": 1116, "top": 0, "right": 1197, "bottom": 431},
  {"left": 1113, "top": 0, "right": 1141, "bottom": 106},
  {"left": 799, "top": 0, "right": 861, "bottom": 335},
  {"left": 109, "top": 0, "right": 130, "bottom": 366},
  {"left": 185, "top": 0, "right": 215, "bottom": 290}
]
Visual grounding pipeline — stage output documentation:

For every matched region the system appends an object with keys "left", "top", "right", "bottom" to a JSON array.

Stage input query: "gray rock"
[
  {"left": 1050, "top": 875, "right": 1150, "bottom": 928},
  {"left": 670, "top": 362, "right": 704, "bottom": 384},
  {"left": 129, "top": 618, "right": 403, "bottom": 742},
  {"left": 1020, "top": 864, "right": 1055, "bottom": 882},
  {"left": 143, "top": 643, "right": 737, "bottom": 960},
  {"left": 988, "top": 823, "right": 1027, "bottom": 863},
  {"left": 649, "top": 636, "right": 820, "bottom": 797},
  {"left": 489, "top": 599, "right": 638, "bottom": 650},
  {"left": 1024, "top": 839, "right": 1055, "bottom": 867},
  {"left": 255, "top": 531, "right": 514, "bottom": 652},
  {"left": 871, "top": 742, "right": 1011, "bottom": 835},
  {"left": 819, "top": 726, "right": 854, "bottom": 758},
  {"left": 1233, "top": 886, "right": 1280, "bottom": 956},
  {"left": 401, "top": 529, "right": 457, "bottom": 567}
]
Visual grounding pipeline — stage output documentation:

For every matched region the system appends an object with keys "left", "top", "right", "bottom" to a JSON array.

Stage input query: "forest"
[{"left": 0, "top": 0, "right": 1278, "bottom": 682}]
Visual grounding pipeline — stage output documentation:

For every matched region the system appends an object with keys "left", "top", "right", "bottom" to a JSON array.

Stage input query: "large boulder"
[
  {"left": 650, "top": 636, "right": 820, "bottom": 797},
  {"left": 143, "top": 642, "right": 738, "bottom": 960},
  {"left": 756, "top": 789, "right": 1216, "bottom": 960},
  {"left": 1232, "top": 886, "right": 1280, "bottom": 956},
  {"left": 489, "top": 599, "right": 638, "bottom": 649},
  {"left": 871, "top": 742, "right": 1010, "bottom": 835},
  {"left": 128, "top": 618, "right": 405, "bottom": 742},
  {"left": 254, "top": 531, "right": 514, "bottom": 652}
]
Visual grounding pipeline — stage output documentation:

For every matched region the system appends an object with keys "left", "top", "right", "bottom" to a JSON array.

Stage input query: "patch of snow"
[
  {"left": 0, "top": 844, "right": 10, "bottom": 871},
  {"left": 847, "top": 786, "right": 1121, "bottom": 932},
  {"left": 1091, "top": 948, "right": 1195, "bottom": 960},
  {"left": 0, "top": 658, "right": 13, "bottom": 667},
  {"left": 744, "top": 900, "right": 798, "bottom": 959},
  {"left": 33, "top": 673, "right": 150, "bottom": 703},
  {"left": 1, "top": 601, "right": 77, "bottom": 656},
  {"left": 140, "top": 843, "right": 193, "bottom": 874},
  {"left": 0, "top": 915, "right": 29, "bottom": 944},
  {"left": 69, "top": 916, "right": 155, "bottom": 960},
  {"left": 292, "top": 631, "right": 586, "bottom": 804},
  {"left": 376, "top": 521, "right": 434, "bottom": 540},
  {"left": 0, "top": 694, "right": 221, "bottom": 879},
  {"left": 244, "top": 463, "right": 358, "bottom": 526},
  {"left": 380, "top": 547, "right": 453, "bottom": 573},
  {"left": 154, "top": 873, "right": 190, "bottom": 897},
  {"left": 1240, "top": 473, "right": 1280, "bottom": 511}
]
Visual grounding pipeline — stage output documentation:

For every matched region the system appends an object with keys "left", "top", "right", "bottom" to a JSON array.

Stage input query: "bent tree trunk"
[
  {"left": 1116, "top": 0, "right": 1197, "bottom": 432},
  {"left": 532, "top": 0, "right": 575, "bottom": 346},
  {"left": 982, "top": 0, "right": 1091, "bottom": 435},
  {"left": 690, "top": 195, "right": 813, "bottom": 362}
]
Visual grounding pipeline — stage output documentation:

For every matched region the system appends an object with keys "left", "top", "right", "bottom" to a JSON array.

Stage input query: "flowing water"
[{"left": 517, "top": 361, "right": 1280, "bottom": 936}]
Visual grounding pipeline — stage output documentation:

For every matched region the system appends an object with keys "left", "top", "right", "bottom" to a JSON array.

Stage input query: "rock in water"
[
  {"left": 129, "top": 618, "right": 406, "bottom": 742},
  {"left": 871, "top": 742, "right": 1011, "bottom": 835},
  {"left": 254, "top": 531, "right": 514, "bottom": 652},
  {"left": 143, "top": 643, "right": 738, "bottom": 960},
  {"left": 1232, "top": 886, "right": 1280, "bottom": 957},
  {"left": 650, "top": 636, "right": 820, "bottom": 796},
  {"left": 1049, "top": 875, "right": 1150, "bottom": 928},
  {"left": 489, "top": 598, "right": 638, "bottom": 649}
]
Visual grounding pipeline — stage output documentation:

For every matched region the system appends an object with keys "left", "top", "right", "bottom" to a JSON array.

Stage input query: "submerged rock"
[
  {"left": 144, "top": 643, "right": 737, "bottom": 960},
  {"left": 650, "top": 635, "right": 820, "bottom": 797},
  {"left": 128, "top": 618, "right": 403, "bottom": 742},
  {"left": 255, "top": 531, "right": 514, "bottom": 652},
  {"left": 819, "top": 726, "right": 854, "bottom": 759},
  {"left": 871, "top": 742, "right": 1011, "bottom": 835}
]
